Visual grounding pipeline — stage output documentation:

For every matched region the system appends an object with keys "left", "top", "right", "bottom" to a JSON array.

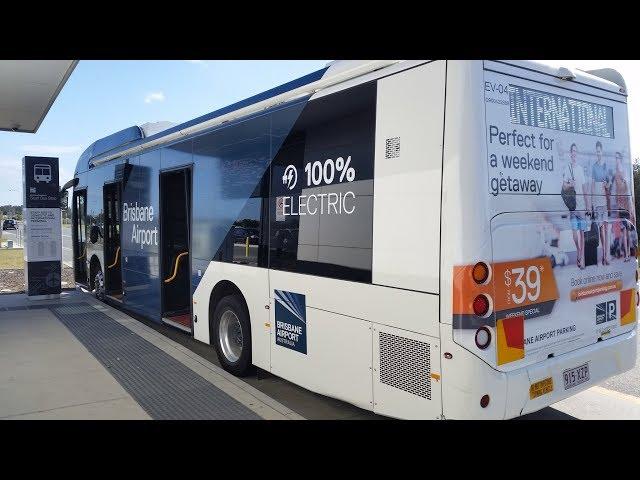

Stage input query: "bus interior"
[{"left": 160, "top": 167, "right": 192, "bottom": 332}]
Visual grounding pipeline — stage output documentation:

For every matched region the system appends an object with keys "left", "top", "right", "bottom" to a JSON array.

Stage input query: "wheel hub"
[{"left": 219, "top": 310, "right": 243, "bottom": 363}]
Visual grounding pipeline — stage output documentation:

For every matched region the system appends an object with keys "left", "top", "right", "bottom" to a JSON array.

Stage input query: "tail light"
[
  {"left": 473, "top": 294, "right": 491, "bottom": 317},
  {"left": 472, "top": 262, "right": 490, "bottom": 284},
  {"left": 475, "top": 327, "right": 491, "bottom": 349}
]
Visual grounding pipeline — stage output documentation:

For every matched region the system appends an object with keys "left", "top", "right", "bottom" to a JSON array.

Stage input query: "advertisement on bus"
[{"left": 454, "top": 70, "right": 637, "bottom": 371}]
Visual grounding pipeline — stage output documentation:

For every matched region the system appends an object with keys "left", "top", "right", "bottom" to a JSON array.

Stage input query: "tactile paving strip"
[{"left": 48, "top": 303, "right": 261, "bottom": 420}]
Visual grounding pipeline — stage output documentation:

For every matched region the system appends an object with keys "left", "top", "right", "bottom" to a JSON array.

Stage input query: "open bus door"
[
  {"left": 72, "top": 189, "right": 88, "bottom": 285},
  {"left": 103, "top": 181, "right": 123, "bottom": 300},
  {"left": 160, "top": 167, "right": 192, "bottom": 333}
]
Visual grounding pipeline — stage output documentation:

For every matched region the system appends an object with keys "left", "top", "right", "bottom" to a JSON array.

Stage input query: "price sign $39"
[{"left": 504, "top": 265, "right": 542, "bottom": 305}]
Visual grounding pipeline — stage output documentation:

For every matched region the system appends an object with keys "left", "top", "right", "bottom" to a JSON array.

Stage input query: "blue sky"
[
  {"left": 0, "top": 60, "right": 328, "bottom": 205},
  {"left": 2, "top": 60, "right": 639, "bottom": 205}
]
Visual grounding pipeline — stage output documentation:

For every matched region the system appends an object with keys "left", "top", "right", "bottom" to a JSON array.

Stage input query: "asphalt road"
[
  {"left": 61, "top": 224, "right": 72, "bottom": 267},
  {"left": 1, "top": 223, "right": 22, "bottom": 247}
]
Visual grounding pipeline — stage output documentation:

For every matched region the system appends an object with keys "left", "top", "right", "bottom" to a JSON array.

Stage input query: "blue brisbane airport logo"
[
  {"left": 596, "top": 300, "right": 617, "bottom": 325},
  {"left": 274, "top": 290, "right": 307, "bottom": 354}
]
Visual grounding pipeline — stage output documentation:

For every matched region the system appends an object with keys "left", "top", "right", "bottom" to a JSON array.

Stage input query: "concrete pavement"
[
  {"left": 0, "top": 307, "right": 149, "bottom": 419},
  {"left": 0, "top": 291, "right": 302, "bottom": 420}
]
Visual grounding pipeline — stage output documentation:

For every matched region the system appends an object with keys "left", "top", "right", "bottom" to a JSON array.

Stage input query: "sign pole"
[{"left": 22, "top": 156, "right": 62, "bottom": 299}]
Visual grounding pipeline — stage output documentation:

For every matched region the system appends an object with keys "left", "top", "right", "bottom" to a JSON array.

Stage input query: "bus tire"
[
  {"left": 212, "top": 295, "right": 253, "bottom": 377},
  {"left": 94, "top": 269, "right": 105, "bottom": 301}
]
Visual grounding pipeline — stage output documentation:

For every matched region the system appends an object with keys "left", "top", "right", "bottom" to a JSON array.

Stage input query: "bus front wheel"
[
  {"left": 212, "top": 295, "right": 253, "bottom": 377},
  {"left": 94, "top": 270, "right": 105, "bottom": 301}
]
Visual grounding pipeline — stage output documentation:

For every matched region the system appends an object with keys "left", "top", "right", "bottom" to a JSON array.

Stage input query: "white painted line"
[
  {"left": 551, "top": 384, "right": 640, "bottom": 419},
  {"left": 590, "top": 385, "right": 640, "bottom": 405}
]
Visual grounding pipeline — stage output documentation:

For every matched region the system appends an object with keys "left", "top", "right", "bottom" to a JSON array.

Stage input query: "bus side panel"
[
  {"left": 267, "top": 269, "right": 441, "bottom": 416},
  {"left": 268, "top": 270, "right": 374, "bottom": 412},
  {"left": 372, "top": 60, "right": 445, "bottom": 294}
]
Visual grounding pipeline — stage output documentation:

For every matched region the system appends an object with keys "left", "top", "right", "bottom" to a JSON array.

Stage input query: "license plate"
[
  {"left": 529, "top": 377, "right": 554, "bottom": 399},
  {"left": 563, "top": 363, "right": 590, "bottom": 390}
]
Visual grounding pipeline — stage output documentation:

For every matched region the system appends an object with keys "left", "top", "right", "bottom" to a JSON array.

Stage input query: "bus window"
[
  {"left": 193, "top": 114, "right": 270, "bottom": 268},
  {"left": 268, "top": 81, "right": 376, "bottom": 283}
]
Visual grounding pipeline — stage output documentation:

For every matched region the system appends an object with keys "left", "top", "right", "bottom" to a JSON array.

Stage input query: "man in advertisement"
[
  {"left": 591, "top": 141, "right": 611, "bottom": 265},
  {"left": 562, "top": 143, "right": 590, "bottom": 270}
]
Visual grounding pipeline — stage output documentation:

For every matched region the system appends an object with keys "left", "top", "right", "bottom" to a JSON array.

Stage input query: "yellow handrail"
[
  {"left": 164, "top": 251, "right": 188, "bottom": 284},
  {"left": 76, "top": 243, "right": 87, "bottom": 260},
  {"left": 107, "top": 246, "right": 120, "bottom": 269}
]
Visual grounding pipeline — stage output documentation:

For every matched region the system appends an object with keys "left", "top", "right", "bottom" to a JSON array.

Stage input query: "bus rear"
[{"left": 442, "top": 60, "right": 637, "bottom": 419}]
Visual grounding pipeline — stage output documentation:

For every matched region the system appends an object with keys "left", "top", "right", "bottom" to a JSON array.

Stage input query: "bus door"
[
  {"left": 72, "top": 189, "right": 88, "bottom": 284},
  {"left": 160, "top": 167, "right": 192, "bottom": 333},
  {"left": 103, "top": 181, "right": 123, "bottom": 300}
]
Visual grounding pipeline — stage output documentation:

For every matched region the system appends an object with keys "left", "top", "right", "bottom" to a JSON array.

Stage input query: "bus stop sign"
[{"left": 22, "top": 156, "right": 62, "bottom": 298}]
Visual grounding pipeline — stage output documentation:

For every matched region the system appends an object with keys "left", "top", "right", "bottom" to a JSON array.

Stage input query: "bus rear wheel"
[{"left": 212, "top": 295, "right": 253, "bottom": 377}]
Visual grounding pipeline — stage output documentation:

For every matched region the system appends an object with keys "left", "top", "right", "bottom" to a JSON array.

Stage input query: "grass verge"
[{"left": 0, "top": 249, "right": 25, "bottom": 269}]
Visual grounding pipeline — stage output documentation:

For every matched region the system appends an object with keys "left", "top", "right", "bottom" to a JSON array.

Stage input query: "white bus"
[{"left": 70, "top": 60, "right": 637, "bottom": 419}]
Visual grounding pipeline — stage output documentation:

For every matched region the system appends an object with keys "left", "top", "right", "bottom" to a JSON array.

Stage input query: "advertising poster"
[
  {"left": 454, "top": 71, "right": 637, "bottom": 370},
  {"left": 22, "top": 156, "right": 62, "bottom": 298}
]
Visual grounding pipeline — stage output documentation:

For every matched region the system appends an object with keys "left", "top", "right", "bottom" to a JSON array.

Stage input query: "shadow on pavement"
[{"left": 516, "top": 407, "right": 577, "bottom": 420}]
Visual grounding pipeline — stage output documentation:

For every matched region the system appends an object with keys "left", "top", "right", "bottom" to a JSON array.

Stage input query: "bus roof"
[
  {"left": 75, "top": 64, "right": 332, "bottom": 174},
  {"left": 75, "top": 60, "right": 627, "bottom": 175}
]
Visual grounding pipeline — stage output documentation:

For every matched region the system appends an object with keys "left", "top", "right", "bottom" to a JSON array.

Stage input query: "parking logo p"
[{"left": 596, "top": 300, "right": 617, "bottom": 324}]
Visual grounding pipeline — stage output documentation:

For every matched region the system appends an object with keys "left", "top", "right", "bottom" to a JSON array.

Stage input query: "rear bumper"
[{"left": 504, "top": 327, "right": 637, "bottom": 419}]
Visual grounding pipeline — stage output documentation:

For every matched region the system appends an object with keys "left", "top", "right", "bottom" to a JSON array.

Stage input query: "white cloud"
[
  {"left": 185, "top": 60, "right": 208, "bottom": 67},
  {"left": 21, "top": 144, "right": 81, "bottom": 155},
  {"left": 144, "top": 91, "right": 165, "bottom": 104}
]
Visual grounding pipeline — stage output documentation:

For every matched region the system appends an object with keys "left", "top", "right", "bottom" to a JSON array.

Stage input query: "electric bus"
[{"left": 68, "top": 60, "right": 638, "bottom": 419}]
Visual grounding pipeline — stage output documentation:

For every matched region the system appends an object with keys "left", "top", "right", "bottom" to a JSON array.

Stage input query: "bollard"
[{"left": 245, "top": 236, "right": 249, "bottom": 257}]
